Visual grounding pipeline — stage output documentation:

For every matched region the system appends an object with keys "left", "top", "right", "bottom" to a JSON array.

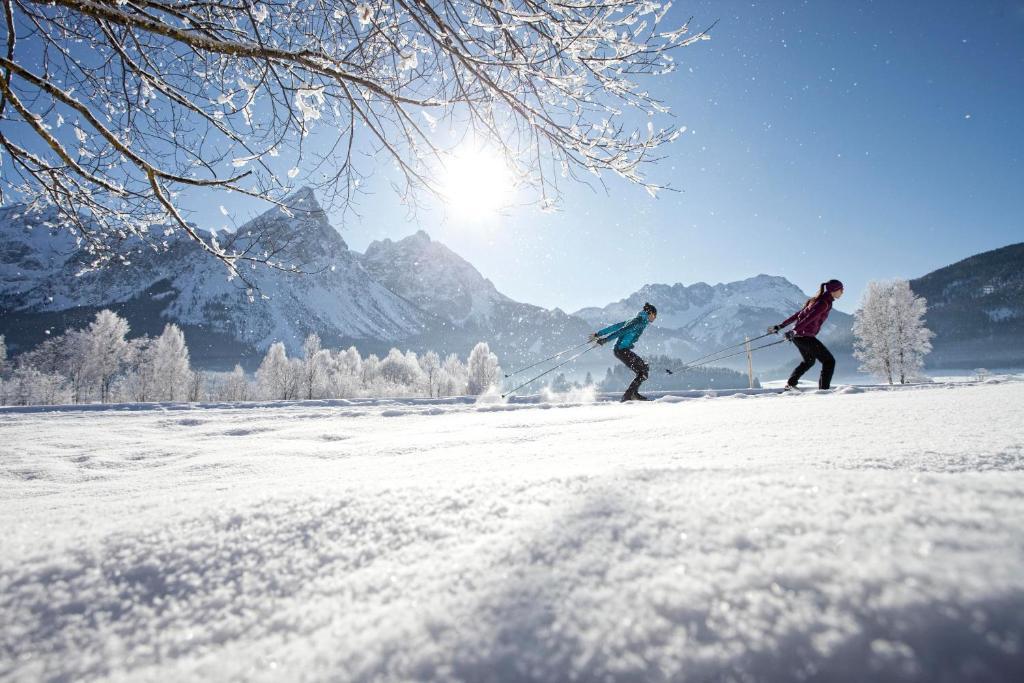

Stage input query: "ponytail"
[{"left": 804, "top": 282, "right": 827, "bottom": 309}]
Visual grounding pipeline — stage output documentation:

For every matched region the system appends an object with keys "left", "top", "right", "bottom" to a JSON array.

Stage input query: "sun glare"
[{"left": 440, "top": 147, "right": 514, "bottom": 219}]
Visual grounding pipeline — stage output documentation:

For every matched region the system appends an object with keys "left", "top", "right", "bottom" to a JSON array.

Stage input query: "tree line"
[
  {"left": 0, "top": 311, "right": 501, "bottom": 406},
  {"left": 0, "top": 278, "right": 938, "bottom": 406}
]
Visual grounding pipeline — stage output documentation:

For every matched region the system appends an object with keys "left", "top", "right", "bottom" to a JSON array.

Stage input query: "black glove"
[
  {"left": 596, "top": 337, "right": 608, "bottom": 346},
  {"left": 784, "top": 330, "right": 795, "bottom": 341},
  {"left": 768, "top": 325, "right": 781, "bottom": 334}
]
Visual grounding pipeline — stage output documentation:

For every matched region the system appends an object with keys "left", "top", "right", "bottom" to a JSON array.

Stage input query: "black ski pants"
[
  {"left": 788, "top": 335, "right": 835, "bottom": 389},
  {"left": 614, "top": 347, "right": 649, "bottom": 396}
]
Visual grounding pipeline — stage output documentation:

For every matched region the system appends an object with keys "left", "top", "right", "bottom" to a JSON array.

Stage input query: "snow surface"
[{"left": 2, "top": 381, "right": 1024, "bottom": 682}]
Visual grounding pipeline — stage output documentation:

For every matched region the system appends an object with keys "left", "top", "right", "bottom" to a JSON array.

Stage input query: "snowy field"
[{"left": 2, "top": 380, "right": 1023, "bottom": 682}]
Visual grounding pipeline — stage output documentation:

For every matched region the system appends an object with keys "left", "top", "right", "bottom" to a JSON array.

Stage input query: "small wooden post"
[{"left": 745, "top": 336, "right": 754, "bottom": 389}]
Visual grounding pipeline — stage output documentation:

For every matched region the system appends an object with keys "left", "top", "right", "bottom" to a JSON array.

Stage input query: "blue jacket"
[{"left": 597, "top": 313, "right": 649, "bottom": 350}]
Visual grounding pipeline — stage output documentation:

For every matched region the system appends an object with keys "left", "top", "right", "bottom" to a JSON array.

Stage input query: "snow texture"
[{"left": 2, "top": 380, "right": 1023, "bottom": 682}]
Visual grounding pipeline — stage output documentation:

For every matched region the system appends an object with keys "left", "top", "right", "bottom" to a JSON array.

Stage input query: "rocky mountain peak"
[{"left": 360, "top": 229, "right": 508, "bottom": 325}]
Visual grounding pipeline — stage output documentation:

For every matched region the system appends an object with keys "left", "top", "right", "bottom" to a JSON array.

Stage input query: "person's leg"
[
  {"left": 809, "top": 338, "right": 835, "bottom": 389},
  {"left": 787, "top": 336, "right": 817, "bottom": 387},
  {"left": 626, "top": 352, "right": 650, "bottom": 398},
  {"left": 614, "top": 348, "right": 648, "bottom": 398}
]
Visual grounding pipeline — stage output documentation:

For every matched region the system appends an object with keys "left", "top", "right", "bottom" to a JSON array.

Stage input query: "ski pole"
[
  {"left": 677, "top": 332, "right": 775, "bottom": 369},
  {"left": 503, "top": 340, "right": 593, "bottom": 378},
  {"left": 665, "top": 338, "right": 789, "bottom": 374},
  {"left": 502, "top": 343, "right": 599, "bottom": 398}
]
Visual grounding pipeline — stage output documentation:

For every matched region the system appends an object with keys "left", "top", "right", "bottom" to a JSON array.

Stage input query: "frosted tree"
[
  {"left": 257, "top": 342, "right": 297, "bottom": 400},
  {"left": 223, "top": 365, "right": 251, "bottom": 402},
  {"left": 300, "top": 334, "right": 331, "bottom": 400},
  {"left": 361, "top": 354, "right": 382, "bottom": 388},
  {"left": 888, "top": 281, "right": 934, "bottom": 383},
  {"left": 0, "top": 335, "right": 6, "bottom": 376},
  {"left": 124, "top": 336, "right": 157, "bottom": 402},
  {"left": 1, "top": 1, "right": 712, "bottom": 275},
  {"left": 187, "top": 370, "right": 206, "bottom": 402},
  {"left": 151, "top": 324, "right": 192, "bottom": 401},
  {"left": 419, "top": 350, "right": 441, "bottom": 398},
  {"left": 854, "top": 280, "right": 934, "bottom": 385},
  {"left": 854, "top": 282, "right": 894, "bottom": 383},
  {"left": 336, "top": 347, "right": 363, "bottom": 381},
  {"left": 439, "top": 353, "right": 468, "bottom": 396},
  {"left": 467, "top": 342, "right": 500, "bottom": 395},
  {"left": 84, "top": 310, "right": 131, "bottom": 402},
  {"left": 584, "top": 371, "right": 594, "bottom": 387},
  {"left": 329, "top": 346, "right": 363, "bottom": 398},
  {"left": 405, "top": 350, "right": 427, "bottom": 395},
  {"left": 17, "top": 333, "right": 87, "bottom": 402},
  {"left": 377, "top": 348, "right": 425, "bottom": 394},
  {"left": 6, "top": 366, "right": 68, "bottom": 406}
]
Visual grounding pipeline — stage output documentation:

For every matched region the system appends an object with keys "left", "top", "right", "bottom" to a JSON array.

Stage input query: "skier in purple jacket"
[{"left": 769, "top": 279, "right": 844, "bottom": 390}]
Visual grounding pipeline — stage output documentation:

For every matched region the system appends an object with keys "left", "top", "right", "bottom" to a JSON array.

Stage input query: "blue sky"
[{"left": 200, "top": 0, "right": 1024, "bottom": 315}]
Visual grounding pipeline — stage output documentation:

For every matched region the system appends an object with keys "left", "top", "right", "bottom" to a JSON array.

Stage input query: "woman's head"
[
  {"left": 807, "top": 279, "right": 844, "bottom": 306},
  {"left": 824, "top": 279, "right": 844, "bottom": 300}
]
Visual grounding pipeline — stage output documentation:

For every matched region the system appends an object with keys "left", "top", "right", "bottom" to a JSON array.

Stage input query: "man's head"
[{"left": 643, "top": 302, "right": 658, "bottom": 323}]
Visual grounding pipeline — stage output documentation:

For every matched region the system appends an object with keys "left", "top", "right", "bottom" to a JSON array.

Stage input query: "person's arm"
[
  {"left": 776, "top": 298, "right": 825, "bottom": 331},
  {"left": 596, "top": 320, "right": 628, "bottom": 338},
  {"left": 595, "top": 316, "right": 642, "bottom": 344}
]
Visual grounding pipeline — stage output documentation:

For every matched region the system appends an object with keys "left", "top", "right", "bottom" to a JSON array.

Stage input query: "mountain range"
[
  {"left": 1, "top": 189, "right": 1019, "bottom": 373},
  {"left": 909, "top": 242, "right": 1024, "bottom": 368}
]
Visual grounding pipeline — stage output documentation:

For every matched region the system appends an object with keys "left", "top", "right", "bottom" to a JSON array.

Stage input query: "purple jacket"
[{"left": 781, "top": 295, "right": 833, "bottom": 337}]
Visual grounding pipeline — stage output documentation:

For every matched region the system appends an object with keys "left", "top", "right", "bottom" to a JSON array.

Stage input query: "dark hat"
[{"left": 643, "top": 302, "right": 658, "bottom": 316}]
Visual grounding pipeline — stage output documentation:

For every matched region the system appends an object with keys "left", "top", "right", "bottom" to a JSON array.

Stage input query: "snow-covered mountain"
[
  {"left": 575, "top": 275, "right": 855, "bottom": 366},
  {"left": 910, "top": 242, "right": 1024, "bottom": 367},
  {"left": 0, "top": 189, "right": 427, "bottom": 365},
  {"left": 359, "top": 231, "right": 592, "bottom": 365},
  {"left": 361, "top": 230, "right": 511, "bottom": 326},
  {"left": 0, "top": 191, "right": 590, "bottom": 369},
  {"left": 6, "top": 186, "right": 1017, "bottom": 374}
]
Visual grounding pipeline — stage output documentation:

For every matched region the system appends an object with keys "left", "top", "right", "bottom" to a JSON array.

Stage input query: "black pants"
[
  {"left": 614, "top": 347, "right": 649, "bottom": 397},
  {"left": 788, "top": 336, "right": 835, "bottom": 389}
]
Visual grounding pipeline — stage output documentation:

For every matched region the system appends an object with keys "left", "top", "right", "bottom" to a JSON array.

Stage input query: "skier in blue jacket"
[{"left": 591, "top": 302, "right": 657, "bottom": 401}]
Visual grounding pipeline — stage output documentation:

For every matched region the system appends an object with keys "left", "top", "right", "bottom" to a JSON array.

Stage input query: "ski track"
[{"left": 1, "top": 381, "right": 1023, "bottom": 682}]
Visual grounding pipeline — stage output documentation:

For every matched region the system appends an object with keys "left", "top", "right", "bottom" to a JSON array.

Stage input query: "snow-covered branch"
[{"left": 1, "top": 0, "right": 709, "bottom": 274}]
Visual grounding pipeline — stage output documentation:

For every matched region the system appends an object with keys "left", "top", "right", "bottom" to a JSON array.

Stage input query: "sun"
[{"left": 439, "top": 147, "right": 515, "bottom": 218}]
